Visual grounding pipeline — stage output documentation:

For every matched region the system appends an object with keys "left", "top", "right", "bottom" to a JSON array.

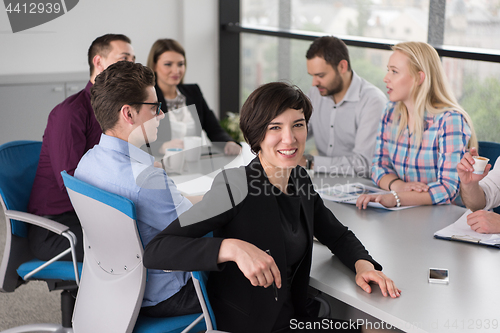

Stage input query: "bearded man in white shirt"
[{"left": 303, "top": 36, "right": 387, "bottom": 178}]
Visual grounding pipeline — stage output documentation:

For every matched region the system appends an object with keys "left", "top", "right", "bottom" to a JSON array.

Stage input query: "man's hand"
[
  {"left": 154, "top": 161, "right": 163, "bottom": 169},
  {"left": 458, "top": 147, "right": 491, "bottom": 185},
  {"left": 467, "top": 210, "right": 500, "bottom": 234}
]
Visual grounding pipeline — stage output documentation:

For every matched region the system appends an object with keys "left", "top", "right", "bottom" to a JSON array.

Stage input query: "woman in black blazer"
[
  {"left": 143, "top": 82, "right": 400, "bottom": 333},
  {"left": 147, "top": 39, "right": 241, "bottom": 155}
]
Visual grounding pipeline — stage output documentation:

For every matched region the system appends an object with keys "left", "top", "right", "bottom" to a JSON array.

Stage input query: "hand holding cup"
[
  {"left": 457, "top": 147, "right": 492, "bottom": 185},
  {"left": 472, "top": 156, "right": 490, "bottom": 174}
]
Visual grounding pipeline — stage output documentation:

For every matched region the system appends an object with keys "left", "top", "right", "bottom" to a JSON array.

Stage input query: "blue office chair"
[
  {"left": 0, "top": 141, "right": 81, "bottom": 333},
  {"left": 191, "top": 271, "right": 218, "bottom": 332},
  {"left": 61, "top": 171, "right": 206, "bottom": 333},
  {"left": 478, "top": 141, "right": 500, "bottom": 214}
]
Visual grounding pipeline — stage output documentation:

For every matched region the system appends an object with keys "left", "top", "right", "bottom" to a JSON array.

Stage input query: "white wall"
[
  {"left": 0, "top": 0, "right": 220, "bottom": 112},
  {"left": 180, "top": 0, "right": 220, "bottom": 113}
]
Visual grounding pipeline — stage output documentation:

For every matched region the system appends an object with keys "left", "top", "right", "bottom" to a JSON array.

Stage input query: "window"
[
  {"left": 222, "top": 0, "right": 500, "bottom": 143},
  {"left": 241, "top": 34, "right": 391, "bottom": 106},
  {"left": 444, "top": 0, "right": 500, "bottom": 50},
  {"left": 444, "top": 57, "right": 500, "bottom": 142},
  {"left": 242, "top": 0, "right": 429, "bottom": 41}
]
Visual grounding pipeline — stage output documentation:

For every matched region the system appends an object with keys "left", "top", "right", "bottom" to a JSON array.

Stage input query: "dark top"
[
  {"left": 273, "top": 185, "right": 308, "bottom": 331},
  {"left": 143, "top": 157, "right": 382, "bottom": 333},
  {"left": 276, "top": 185, "right": 308, "bottom": 275},
  {"left": 28, "top": 81, "right": 101, "bottom": 216},
  {"left": 150, "top": 83, "right": 234, "bottom": 154}
]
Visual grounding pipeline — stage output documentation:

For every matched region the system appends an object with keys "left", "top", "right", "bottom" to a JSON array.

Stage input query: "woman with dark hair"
[
  {"left": 143, "top": 82, "right": 400, "bottom": 333},
  {"left": 147, "top": 38, "right": 241, "bottom": 155}
]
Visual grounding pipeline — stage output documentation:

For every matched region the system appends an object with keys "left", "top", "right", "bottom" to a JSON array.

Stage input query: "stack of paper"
[
  {"left": 434, "top": 209, "right": 500, "bottom": 248},
  {"left": 317, "top": 182, "right": 414, "bottom": 211},
  {"left": 170, "top": 173, "right": 215, "bottom": 196}
]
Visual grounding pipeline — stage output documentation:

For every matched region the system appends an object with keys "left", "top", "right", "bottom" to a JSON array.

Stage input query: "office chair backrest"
[
  {"left": 62, "top": 171, "right": 145, "bottom": 333},
  {"left": 0, "top": 140, "right": 41, "bottom": 237},
  {"left": 0, "top": 140, "right": 41, "bottom": 292}
]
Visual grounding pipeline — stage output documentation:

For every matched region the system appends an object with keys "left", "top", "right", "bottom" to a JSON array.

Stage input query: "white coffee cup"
[
  {"left": 162, "top": 148, "right": 185, "bottom": 173},
  {"left": 472, "top": 156, "right": 490, "bottom": 174},
  {"left": 183, "top": 136, "right": 202, "bottom": 162}
]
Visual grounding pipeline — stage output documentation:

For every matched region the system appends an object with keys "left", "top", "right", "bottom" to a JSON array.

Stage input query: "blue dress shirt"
[{"left": 75, "top": 133, "right": 193, "bottom": 307}]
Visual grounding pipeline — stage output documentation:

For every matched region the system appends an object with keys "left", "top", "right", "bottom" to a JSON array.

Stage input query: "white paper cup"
[
  {"left": 162, "top": 148, "right": 184, "bottom": 173},
  {"left": 183, "top": 136, "right": 202, "bottom": 162},
  {"left": 472, "top": 156, "right": 489, "bottom": 174}
]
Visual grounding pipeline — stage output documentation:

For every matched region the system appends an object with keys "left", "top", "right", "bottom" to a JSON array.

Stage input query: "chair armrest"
[
  {"left": 7, "top": 210, "right": 81, "bottom": 285},
  {"left": 5, "top": 210, "right": 70, "bottom": 235}
]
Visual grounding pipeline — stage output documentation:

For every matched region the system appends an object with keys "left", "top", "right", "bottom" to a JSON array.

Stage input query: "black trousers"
[
  {"left": 140, "top": 278, "right": 202, "bottom": 317},
  {"left": 28, "top": 211, "right": 84, "bottom": 262},
  {"left": 271, "top": 295, "right": 362, "bottom": 333}
]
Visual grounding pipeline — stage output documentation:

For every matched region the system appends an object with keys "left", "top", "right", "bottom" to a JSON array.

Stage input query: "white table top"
[{"left": 309, "top": 175, "right": 500, "bottom": 333}]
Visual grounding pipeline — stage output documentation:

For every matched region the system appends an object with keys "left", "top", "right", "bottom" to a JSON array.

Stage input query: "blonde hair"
[{"left": 391, "top": 41, "right": 477, "bottom": 149}]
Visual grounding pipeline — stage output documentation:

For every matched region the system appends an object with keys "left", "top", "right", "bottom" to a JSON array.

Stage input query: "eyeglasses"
[{"left": 129, "top": 102, "right": 163, "bottom": 115}]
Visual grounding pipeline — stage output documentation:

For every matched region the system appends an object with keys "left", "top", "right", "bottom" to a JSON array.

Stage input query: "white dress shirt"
[{"left": 479, "top": 156, "right": 500, "bottom": 210}]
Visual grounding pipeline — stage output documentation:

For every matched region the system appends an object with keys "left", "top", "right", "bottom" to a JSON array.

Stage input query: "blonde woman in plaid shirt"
[{"left": 357, "top": 41, "right": 477, "bottom": 209}]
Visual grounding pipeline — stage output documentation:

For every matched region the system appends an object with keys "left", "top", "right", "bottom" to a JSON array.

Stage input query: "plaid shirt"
[{"left": 372, "top": 103, "right": 471, "bottom": 204}]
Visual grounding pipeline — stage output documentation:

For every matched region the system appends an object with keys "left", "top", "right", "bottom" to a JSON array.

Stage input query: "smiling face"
[
  {"left": 307, "top": 56, "right": 343, "bottom": 97},
  {"left": 384, "top": 50, "right": 416, "bottom": 106},
  {"left": 154, "top": 51, "right": 186, "bottom": 88},
  {"left": 259, "top": 108, "right": 307, "bottom": 171}
]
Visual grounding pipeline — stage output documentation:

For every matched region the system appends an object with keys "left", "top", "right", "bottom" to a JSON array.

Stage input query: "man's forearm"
[{"left": 460, "top": 183, "right": 487, "bottom": 211}]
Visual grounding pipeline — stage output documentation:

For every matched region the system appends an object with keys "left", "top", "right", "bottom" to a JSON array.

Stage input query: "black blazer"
[
  {"left": 144, "top": 158, "right": 381, "bottom": 333},
  {"left": 151, "top": 83, "right": 234, "bottom": 154}
]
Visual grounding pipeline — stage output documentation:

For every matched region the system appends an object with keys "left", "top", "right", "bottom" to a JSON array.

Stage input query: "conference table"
[
  {"left": 170, "top": 152, "right": 500, "bottom": 333},
  {"left": 309, "top": 174, "right": 500, "bottom": 333}
]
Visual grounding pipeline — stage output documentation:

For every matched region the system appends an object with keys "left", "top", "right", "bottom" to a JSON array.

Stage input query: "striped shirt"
[{"left": 372, "top": 103, "right": 472, "bottom": 204}]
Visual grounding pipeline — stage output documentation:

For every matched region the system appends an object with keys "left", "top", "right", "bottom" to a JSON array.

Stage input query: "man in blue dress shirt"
[{"left": 75, "top": 61, "right": 200, "bottom": 317}]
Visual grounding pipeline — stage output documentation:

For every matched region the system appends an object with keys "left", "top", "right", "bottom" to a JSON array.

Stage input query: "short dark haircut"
[
  {"left": 91, "top": 61, "right": 155, "bottom": 133},
  {"left": 239, "top": 82, "right": 312, "bottom": 154},
  {"left": 306, "top": 36, "right": 351, "bottom": 71},
  {"left": 88, "top": 34, "right": 132, "bottom": 76},
  {"left": 147, "top": 39, "right": 186, "bottom": 83}
]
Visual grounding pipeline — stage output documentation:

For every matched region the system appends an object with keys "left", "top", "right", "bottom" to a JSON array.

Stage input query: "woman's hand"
[
  {"left": 218, "top": 239, "right": 281, "bottom": 289},
  {"left": 391, "top": 180, "right": 429, "bottom": 192},
  {"left": 224, "top": 141, "right": 242, "bottom": 155},
  {"left": 159, "top": 139, "right": 184, "bottom": 154},
  {"left": 354, "top": 260, "right": 401, "bottom": 298},
  {"left": 356, "top": 193, "right": 396, "bottom": 210},
  {"left": 153, "top": 161, "right": 163, "bottom": 169}
]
